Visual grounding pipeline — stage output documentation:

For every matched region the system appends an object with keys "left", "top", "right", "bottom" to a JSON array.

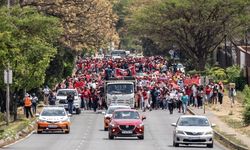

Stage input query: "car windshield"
[
  {"left": 107, "top": 107, "right": 129, "bottom": 114},
  {"left": 178, "top": 117, "right": 210, "bottom": 126},
  {"left": 41, "top": 109, "right": 66, "bottom": 116},
  {"left": 113, "top": 111, "right": 140, "bottom": 119},
  {"left": 107, "top": 84, "right": 134, "bottom": 94},
  {"left": 57, "top": 90, "right": 77, "bottom": 96}
]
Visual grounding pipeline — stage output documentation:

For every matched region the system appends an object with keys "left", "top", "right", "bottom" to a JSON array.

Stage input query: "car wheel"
[
  {"left": 173, "top": 140, "right": 179, "bottom": 147},
  {"left": 76, "top": 108, "right": 81, "bottom": 114},
  {"left": 108, "top": 133, "right": 114, "bottom": 139},
  {"left": 207, "top": 142, "right": 213, "bottom": 148},
  {"left": 65, "top": 126, "right": 70, "bottom": 134},
  {"left": 138, "top": 135, "right": 144, "bottom": 140},
  {"left": 37, "top": 130, "right": 42, "bottom": 134}
]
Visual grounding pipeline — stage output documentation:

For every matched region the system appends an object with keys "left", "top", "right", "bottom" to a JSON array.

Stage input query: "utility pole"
[
  {"left": 7, "top": 0, "right": 10, "bottom": 9},
  {"left": 4, "top": 64, "right": 12, "bottom": 125}
]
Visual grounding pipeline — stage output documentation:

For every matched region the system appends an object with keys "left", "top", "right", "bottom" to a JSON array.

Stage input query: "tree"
[
  {"left": 0, "top": 6, "right": 62, "bottom": 116},
  {"left": 129, "top": 0, "right": 250, "bottom": 70},
  {"left": 22, "top": 0, "right": 119, "bottom": 51}
]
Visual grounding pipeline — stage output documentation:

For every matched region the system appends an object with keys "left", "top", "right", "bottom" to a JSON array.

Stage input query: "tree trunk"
[{"left": 197, "top": 57, "right": 206, "bottom": 71}]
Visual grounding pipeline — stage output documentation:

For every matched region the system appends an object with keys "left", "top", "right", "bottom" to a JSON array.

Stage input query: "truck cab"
[{"left": 104, "top": 78, "right": 136, "bottom": 108}]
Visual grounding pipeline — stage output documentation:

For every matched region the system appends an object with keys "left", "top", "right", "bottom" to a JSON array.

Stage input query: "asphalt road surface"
[{"left": 2, "top": 110, "right": 227, "bottom": 150}]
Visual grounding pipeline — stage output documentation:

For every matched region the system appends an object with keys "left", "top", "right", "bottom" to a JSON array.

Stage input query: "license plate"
[
  {"left": 122, "top": 130, "right": 133, "bottom": 134},
  {"left": 48, "top": 124, "right": 57, "bottom": 128},
  {"left": 189, "top": 137, "right": 200, "bottom": 140}
]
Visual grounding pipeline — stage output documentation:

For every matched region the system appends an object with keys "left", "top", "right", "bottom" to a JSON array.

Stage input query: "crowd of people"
[{"left": 23, "top": 55, "right": 237, "bottom": 118}]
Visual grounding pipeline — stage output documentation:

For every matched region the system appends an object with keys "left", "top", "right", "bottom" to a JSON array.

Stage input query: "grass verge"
[
  {"left": 0, "top": 118, "right": 35, "bottom": 140},
  {"left": 214, "top": 128, "right": 248, "bottom": 149}
]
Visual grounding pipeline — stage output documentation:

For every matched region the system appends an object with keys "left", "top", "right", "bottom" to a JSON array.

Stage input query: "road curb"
[
  {"left": 187, "top": 108, "right": 248, "bottom": 150},
  {"left": 0, "top": 120, "right": 36, "bottom": 148}
]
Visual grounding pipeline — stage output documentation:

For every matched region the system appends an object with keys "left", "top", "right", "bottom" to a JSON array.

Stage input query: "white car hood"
[
  {"left": 177, "top": 126, "right": 212, "bottom": 133},
  {"left": 39, "top": 116, "right": 68, "bottom": 122}
]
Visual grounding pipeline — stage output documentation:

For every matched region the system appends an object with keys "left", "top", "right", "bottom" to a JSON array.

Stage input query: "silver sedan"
[{"left": 171, "top": 115, "right": 215, "bottom": 148}]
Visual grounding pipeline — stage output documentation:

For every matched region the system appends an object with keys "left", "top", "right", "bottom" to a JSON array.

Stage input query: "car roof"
[
  {"left": 42, "top": 107, "right": 65, "bottom": 110},
  {"left": 179, "top": 115, "right": 208, "bottom": 119},
  {"left": 114, "top": 109, "right": 137, "bottom": 112}
]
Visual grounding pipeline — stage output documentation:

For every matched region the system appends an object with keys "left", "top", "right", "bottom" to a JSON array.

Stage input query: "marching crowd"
[{"left": 23, "top": 55, "right": 237, "bottom": 118}]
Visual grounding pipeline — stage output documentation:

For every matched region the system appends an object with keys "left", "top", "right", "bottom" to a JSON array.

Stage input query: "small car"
[
  {"left": 171, "top": 115, "right": 215, "bottom": 148},
  {"left": 55, "top": 89, "right": 81, "bottom": 114},
  {"left": 108, "top": 109, "right": 146, "bottom": 140},
  {"left": 36, "top": 107, "right": 71, "bottom": 134},
  {"left": 103, "top": 105, "right": 131, "bottom": 131}
]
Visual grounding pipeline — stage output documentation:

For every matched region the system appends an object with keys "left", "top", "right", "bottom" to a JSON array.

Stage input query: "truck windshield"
[
  {"left": 57, "top": 90, "right": 77, "bottom": 96},
  {"left": 111, "top": 51, "right": 126, "bottom": 57},
  {"left": 107, "top": 84, "right": 133, "bottom": 94}
]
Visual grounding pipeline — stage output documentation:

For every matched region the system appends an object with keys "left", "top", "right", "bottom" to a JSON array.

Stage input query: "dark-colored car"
[{"left": 108, "top": 109, "right": 146, "bottom": 140}]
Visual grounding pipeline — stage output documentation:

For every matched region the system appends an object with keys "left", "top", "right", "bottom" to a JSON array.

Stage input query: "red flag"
[{"left": 129, "top": 65, "right": 136, "bottom": 76}]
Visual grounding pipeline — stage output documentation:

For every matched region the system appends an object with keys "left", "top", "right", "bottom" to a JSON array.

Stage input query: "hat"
[{"left": 25, "top": 93, "right": 29, "bottom": 97}]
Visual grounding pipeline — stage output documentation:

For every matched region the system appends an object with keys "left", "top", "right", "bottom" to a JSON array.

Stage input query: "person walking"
[
  {"left": 24, "top": 93, "right": 33, "bottom": 118},
  {"left": 181, "top": 93, "right": 189, "bottom": 114},
  {"left": 31, "top": 93, "right": 38, "bottom": 114},
  {"left": 67, "top": 93, "right": 74, "bottom": 114},
  {"left": 229, "top": 87, "right": 236, "bottom": 108},
  {"left": 43, "top": 85, "right": 50, "bottom": 105},
  {"left": 48, "top": 92, "right": 56, "bottom": 105}
]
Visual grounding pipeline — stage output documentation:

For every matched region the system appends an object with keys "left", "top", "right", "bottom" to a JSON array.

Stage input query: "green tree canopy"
[
  {"left": 129, "top": 0, "right": 250, "bottom": 70},
  {"left": 0, "top": 6, "right": 62, "bottom": 91}
]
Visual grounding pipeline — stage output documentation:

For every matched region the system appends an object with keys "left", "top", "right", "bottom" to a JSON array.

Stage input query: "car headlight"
[
  {"left": 60, "top": 118, "right": 69, "bottom": 123},
  {"left": 37, "top": 119, "right": 47, "bottom": 123},
  {"left": 176, "top": 130, "right": 185, "bottom": 135},
  {"left": 110, "top": 123, "right": 118, "bottom": 127},
  {"left": 205, "top": 131, "right": 213, "bottom": 135},
  {"left": 137, "top": 123, "right": 144, "bottom": 128}
]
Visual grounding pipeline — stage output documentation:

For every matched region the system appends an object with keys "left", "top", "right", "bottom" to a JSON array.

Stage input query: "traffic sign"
[
  {"left": 169, "top": 50, "right": 174, "bottom": 56},
  {"left": 4, "top": 69, "right": 12, "bottom": 84}
]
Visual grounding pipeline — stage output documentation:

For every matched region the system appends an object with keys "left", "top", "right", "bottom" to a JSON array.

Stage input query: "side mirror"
[
  {"left": 171, "top": 123, "right": 177, "bottom": 127},
  {"left": 68, "top": 114, "right": 72, "bottom": 117},
  {"left": 142, "top": 116, "right": 146, "bottom": 121},
  {"left": 211, "top": 123, "right": 216, "bottom": 127},
  {"left": 35, "top": 113, "right": 40, "bottom": 117}
]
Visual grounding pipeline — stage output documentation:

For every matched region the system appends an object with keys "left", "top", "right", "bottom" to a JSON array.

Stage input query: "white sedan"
[{"left": 171, "top": 115, "right": 215, "bottom": 148}]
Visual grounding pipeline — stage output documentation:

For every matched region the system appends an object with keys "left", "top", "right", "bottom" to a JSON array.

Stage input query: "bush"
[
  {"left": 242, "top": 85, "right": 250, "bottom": 125},
  {"left": 206, "top": 67, "right": 227, "bottom": 82},
  {"left": 243, "top": 105, "right": 250, "bottom": 125},
  {"left": 226, "top": 65, "right": 241, "bottom": 82}
]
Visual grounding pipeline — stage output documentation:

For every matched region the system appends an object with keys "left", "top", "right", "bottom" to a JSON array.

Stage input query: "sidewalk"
[{"left": 188, "top": 104, "right": 250, "bottom": 149}]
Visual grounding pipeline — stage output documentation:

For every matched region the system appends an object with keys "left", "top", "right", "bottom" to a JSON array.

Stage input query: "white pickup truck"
[{"left": 55, "top": 89, "right": 81, "bottom": 114}]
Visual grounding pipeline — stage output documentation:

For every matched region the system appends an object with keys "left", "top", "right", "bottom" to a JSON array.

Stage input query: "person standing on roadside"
[
  {"left": 43, "top": 85, "right": 50, "bottom": 105},
  {"left": 67, "top": 93, "right": 74, "bottom": 114},
  {"left": 229, "top": 87, "right": 236, "bottom": 108},
  {"left": 31, "top": 93, "right": 38, "bottom": 114},
  {"left": 24, "top": 93, "right": 33, "bottom": 118},
  {"left": 181, "top": 92, "right": 189, "bottom": 114}
]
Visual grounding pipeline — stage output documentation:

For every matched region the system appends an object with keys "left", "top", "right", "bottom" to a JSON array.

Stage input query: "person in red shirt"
[
  {"left": 81, "top": 86, "right": 91, "bottom": 110},
  {"left": 205, "top": 85, "right": 212, "bottom": 104}
]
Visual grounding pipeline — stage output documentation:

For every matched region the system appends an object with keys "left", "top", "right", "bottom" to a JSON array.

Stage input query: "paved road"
[{"left": 2, "top": 110, "right": 227, "bottom": 150}]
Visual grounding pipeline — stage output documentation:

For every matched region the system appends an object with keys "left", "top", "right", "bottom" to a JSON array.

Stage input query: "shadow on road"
[
  {"left": 102, "top": 137, "right": 141, "bottom": 141},
  {"left": 168, "top": 144, "right": 207, "bottom": 148},
  {"left": 33, "top": 132, "right": 67, "bottom": 134}
]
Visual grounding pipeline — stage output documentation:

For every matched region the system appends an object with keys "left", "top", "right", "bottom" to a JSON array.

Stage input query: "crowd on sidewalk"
[{"left": 22, "top": 55, "right": 237, "bottom": 118}]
